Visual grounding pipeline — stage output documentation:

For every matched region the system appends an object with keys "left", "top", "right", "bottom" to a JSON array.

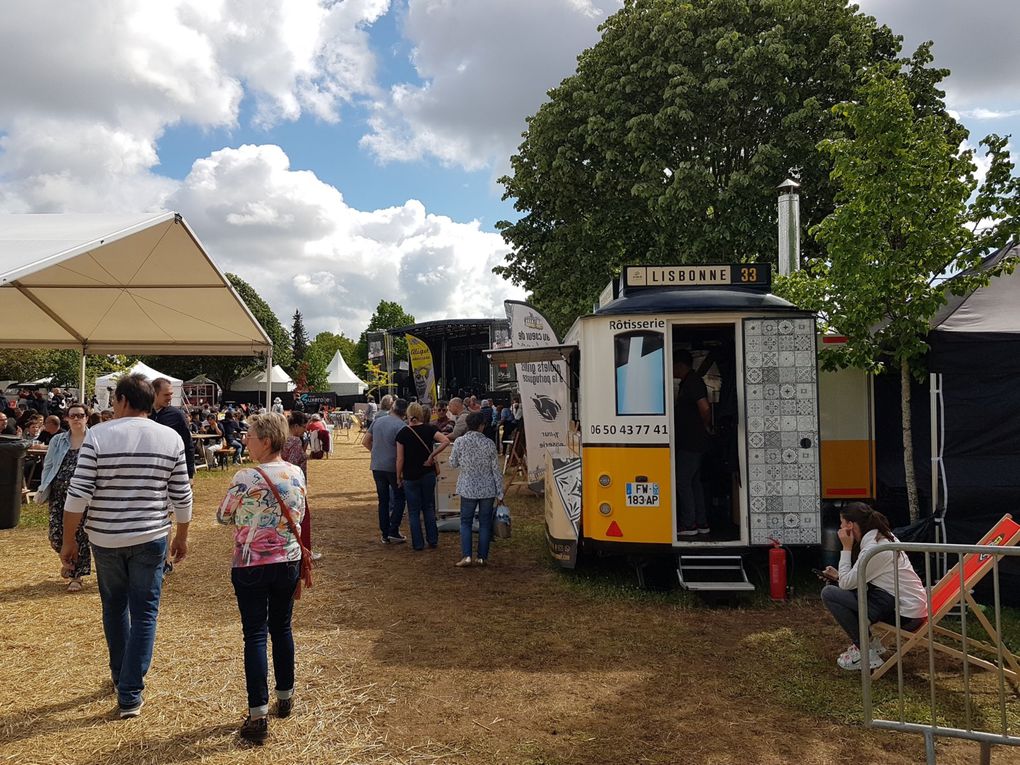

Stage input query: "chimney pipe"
[{"left": 777, "top": 178, "right": 801, "bottom": 276}]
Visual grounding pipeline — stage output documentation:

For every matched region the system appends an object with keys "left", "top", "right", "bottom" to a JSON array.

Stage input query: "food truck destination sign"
[{"left": 624, "top": 263, "right": 771, "bottom": 290}]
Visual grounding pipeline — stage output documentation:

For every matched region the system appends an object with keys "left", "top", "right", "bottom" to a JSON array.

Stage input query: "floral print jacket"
[{"left": 217, "top": 461, "right": 307, "bottom": 568}]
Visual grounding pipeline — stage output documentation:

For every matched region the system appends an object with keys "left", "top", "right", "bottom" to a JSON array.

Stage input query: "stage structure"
[{"left": 389, "top": 318, "right": 512, "bottom": 400}]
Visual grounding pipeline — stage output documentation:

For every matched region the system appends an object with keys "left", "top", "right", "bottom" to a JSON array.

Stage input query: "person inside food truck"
[{"left": 673, "top": 350, "right": 713, "bottom": 537}]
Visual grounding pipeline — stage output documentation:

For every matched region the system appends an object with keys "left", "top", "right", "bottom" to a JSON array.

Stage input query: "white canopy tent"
[
  {"left": 95, "top": 361, "right": 183, "bottom": 410},
  {"left": 0, "top": 213, "right": 275, "bottom": 404},
  {"left": 231, "top": 364, "right": 295, "bottom": 393},
  {"left": 325, "top": 350, "right": 367, "bottom": 395}
]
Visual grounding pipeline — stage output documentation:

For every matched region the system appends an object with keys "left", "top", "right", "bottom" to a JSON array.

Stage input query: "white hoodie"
[{"left": 837, "top": 529, "right": 928, "bottom": 619}]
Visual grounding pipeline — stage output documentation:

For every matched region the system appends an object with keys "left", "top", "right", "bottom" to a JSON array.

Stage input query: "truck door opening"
[{"left": 672, "top": 325, "right": 740, "bottom": 543}]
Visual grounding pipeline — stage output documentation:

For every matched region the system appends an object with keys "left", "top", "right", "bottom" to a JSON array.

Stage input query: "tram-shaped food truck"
[{"left": 490, "top": 263, "right": 874, "bottom": 591}]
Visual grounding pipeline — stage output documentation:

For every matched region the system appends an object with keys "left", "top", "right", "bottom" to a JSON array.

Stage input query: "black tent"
[{"left": 874, "top": 243, "right": 1020, "bottom": 596}]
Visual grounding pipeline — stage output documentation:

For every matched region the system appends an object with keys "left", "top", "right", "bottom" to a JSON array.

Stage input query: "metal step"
[{"left": 677, "top": 554, "right": 755, "bottom": 592}]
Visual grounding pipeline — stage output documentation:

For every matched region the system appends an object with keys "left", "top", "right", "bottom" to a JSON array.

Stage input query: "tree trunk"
[{"left": 901, "top": 357, "right": 920, "bottom": 523}]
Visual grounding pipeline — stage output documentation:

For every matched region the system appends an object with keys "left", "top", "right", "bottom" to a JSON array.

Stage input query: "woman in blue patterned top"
[{"left": 449, "top": 412, "right": 504, "bottom": 567}]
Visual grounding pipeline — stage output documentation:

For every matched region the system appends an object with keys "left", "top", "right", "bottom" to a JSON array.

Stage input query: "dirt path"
[{"left": 0, "top": 439, "right": 988, "bottom": 763}]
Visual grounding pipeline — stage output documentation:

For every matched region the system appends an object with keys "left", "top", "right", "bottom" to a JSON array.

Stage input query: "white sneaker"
[
  {"left": 455, "top": 556, "right": 473, "bottom": 568},
  {"left": 837, "top": 644, "right": 883, "bottom": 671}
]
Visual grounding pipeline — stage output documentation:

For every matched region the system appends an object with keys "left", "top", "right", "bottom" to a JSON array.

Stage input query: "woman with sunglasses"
[{"left": 39, "top": 403, "right": 91, "bottom": 592}]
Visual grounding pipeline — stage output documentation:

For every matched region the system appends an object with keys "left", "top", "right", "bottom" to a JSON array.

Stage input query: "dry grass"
[{"left": 0, "top": 438, "right": 1012, "bottom": 764}]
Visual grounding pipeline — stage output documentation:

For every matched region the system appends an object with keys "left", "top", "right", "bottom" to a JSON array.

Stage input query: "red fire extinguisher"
[{"left": 769, "top": 538, "right": 788, "bottom": 602}]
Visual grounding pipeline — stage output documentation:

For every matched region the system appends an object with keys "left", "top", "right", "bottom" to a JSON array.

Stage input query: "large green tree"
[
  {"left": 354, "top": 301, "right": 415, "bottom": 377},
  {"left": 142, "top": 273, "right": 293, "bottom": 393},
  {"left": 497, "top": 0, "right": 950, "bottom": 332},
  {"left": 783, "top": 65, "right": 1019, "bottom": 521}
]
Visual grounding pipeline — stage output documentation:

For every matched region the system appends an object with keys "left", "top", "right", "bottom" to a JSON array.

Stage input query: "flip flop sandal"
[{"left": 67, "top": 579, "right": 83, "bottom": 592}]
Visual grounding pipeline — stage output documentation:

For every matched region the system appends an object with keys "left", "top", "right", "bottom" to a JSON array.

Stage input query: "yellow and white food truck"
[{"left": 492, "top": 263, "right": 875, "bottom": 590}]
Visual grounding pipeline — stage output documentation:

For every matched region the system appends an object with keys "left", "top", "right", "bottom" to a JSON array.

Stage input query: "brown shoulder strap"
[{"left": 253, "top": 465, "right": 306, "bottom": 550}]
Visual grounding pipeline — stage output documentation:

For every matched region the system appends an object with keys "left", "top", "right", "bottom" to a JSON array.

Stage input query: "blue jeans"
[
  {"left": 821, "top": 584, "right": 925, "bottom": 648},
  {"left": 227, "top": 438, "right": 244, "bottom": 462},
  {"left": 92, "top": 537, "right": 168, "bottom": 708},
  {"left": 460, "top": 497, "right": 495, "bottom": 560},
  {"left": 372, "top": 470, "right": 405, "bottom": 537},
  {"left": 404, "top": 472, "right": 438, "bottom": 550},
  {"left": 232, "top": 561, "right": 300, "bottom": 716},
  {"left": 675, "top": 450, "right": 707, "bottom": 530}
]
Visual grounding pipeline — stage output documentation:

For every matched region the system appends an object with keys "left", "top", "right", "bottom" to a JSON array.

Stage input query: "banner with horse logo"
[{"left": 505, "top": 301, "right": 571, "bottom": 486}]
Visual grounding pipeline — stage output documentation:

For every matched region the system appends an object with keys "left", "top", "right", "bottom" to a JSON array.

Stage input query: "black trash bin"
[{"left": 0, "top": 435, "right": 30, "bottom": 529}]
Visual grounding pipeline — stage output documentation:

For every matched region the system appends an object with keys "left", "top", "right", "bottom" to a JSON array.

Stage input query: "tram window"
[{"left": 614, "top": 331, "right": 665, "bottom": 415}]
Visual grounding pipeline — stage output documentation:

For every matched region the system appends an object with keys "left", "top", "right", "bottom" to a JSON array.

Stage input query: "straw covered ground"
[{"left": 0, "top": 437, "right": 1015, "bottom": 764}]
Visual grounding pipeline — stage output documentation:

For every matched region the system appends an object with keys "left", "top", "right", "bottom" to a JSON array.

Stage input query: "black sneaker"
[
  {"left": 276, "top": 697, "right": 293, "bottom": 718},
  {"left": 240, "top": 715, "right": 269, "bottom": 742},
  {"left": 119, "top": 699, "right": 144, "bottom": 719}
]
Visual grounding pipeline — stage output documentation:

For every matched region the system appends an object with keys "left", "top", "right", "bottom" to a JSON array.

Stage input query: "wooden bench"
[{"left": 216, "top": 448, "right": 236, "bottom": 469}]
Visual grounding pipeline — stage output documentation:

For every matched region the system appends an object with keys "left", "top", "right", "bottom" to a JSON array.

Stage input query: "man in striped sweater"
[{"left": 60, "top": 373, "right": 193, "bottom": 719}]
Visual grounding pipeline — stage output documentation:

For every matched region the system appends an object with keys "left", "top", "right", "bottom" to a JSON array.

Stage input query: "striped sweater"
[{"left": 64, "top": 417, "right": 193, "bottom": 547}]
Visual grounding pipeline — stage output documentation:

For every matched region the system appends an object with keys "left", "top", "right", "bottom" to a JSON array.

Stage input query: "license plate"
[{"left": 625, "top": 482, "right": 659, "bottom": 507}]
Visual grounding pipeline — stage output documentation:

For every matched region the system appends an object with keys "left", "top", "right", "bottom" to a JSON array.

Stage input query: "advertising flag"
[
  {"left": 505, "top": 301, "right": 571, "bottom": 486},
  {"left": 405, "top": 333, "right": 437, "bottom": 406}
]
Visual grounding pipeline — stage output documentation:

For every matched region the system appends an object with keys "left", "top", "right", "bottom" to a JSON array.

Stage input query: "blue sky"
[{"left": 0, "top": 0, "right": 1017, "bottom": 338}]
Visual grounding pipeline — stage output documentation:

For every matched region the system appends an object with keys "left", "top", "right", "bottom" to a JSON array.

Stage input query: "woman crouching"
[
  {"left": 821, "top": 502, "right": 927, "bottom": 671},
  {"left": 217, "top": 412, "right": 307, "bottom": 742}
]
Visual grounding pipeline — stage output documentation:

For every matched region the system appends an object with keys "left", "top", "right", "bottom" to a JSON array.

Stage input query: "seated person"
[
  {"left": 20, "top": 413, "right": 44, "bottom": 442},
  {"left": 220, "top": 411, "right": 245, "bottom": 464},
  {"left": 201, "top": 413, "right": 225, "bottom": 466},
  {"left": 0, "top": 411, "right": 17, "bottom": 436},
  {"left": 821, "top": 502, "right": 928, "bottom": 671},
  {"left": 36, "top": 415, "right": 62, "bottom": 445}
]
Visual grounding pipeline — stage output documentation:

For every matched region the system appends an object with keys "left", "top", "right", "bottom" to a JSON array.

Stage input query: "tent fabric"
[
  {"left": 874, "top": 242, "right": 1020, "bottom": 602},
  {"left": 0, "top": 212, "right": 272, "bottom": 356},
  {"left": 95, "top": 361, "right": 183, "bottom": 409},
  {"left": 324, "top": 351, "right": 366, "bottom": 395},
  {"left": 231, "top": 364, "right": 295, "bottom": 392}
]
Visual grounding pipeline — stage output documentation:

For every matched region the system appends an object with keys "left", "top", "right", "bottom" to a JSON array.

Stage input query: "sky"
[{"left": 0, "top": 0, "right": 1017, "bottom": 338}]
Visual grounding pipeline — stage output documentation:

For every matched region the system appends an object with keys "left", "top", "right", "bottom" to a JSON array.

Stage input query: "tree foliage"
[
  {"left": 354, "top": 301, "right": 415, "bottom": 376},
  {"left": 291, "top": 310, "right": 309, "bottom": 364},
  {"left": 305, "top": 331, "right": 358, "bottom": 390},
  {"left": 496, "top": 0, "right": 952, "bottom": 332},
  {"left": 0, "top": 350, "right": 127, "bottom": 398},
  {"left": 783, "top": 64, "right": 1020, "bottom": 519}
]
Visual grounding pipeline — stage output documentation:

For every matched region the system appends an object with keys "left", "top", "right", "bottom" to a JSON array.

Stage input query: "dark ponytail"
[{"left": 840, "top": 502, "right": 895, "bottom": 543}]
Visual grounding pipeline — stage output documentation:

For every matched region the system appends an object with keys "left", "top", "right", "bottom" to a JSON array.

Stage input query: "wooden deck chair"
[{"left": 871, "top": 513, "right": 1020, "bottom": 685}]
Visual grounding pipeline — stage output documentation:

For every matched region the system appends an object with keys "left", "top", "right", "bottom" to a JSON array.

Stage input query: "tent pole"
[
  {"left": 441, "top": 336, "right": 447, "bottom": 399},
  {"left": 79, "top": 345, "right": 87, "bottom": 404},
  {"left": 265, "top": 352, "right": 273, "bottom": 411}
]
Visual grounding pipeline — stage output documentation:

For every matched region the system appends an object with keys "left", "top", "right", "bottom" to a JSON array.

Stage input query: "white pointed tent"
[
  {"left": 0, "top": 212, "right": 275, "bottom": 403},
  {"left": 325, "top": 350, "right": 366, "bottom": 395},
  {"left": 231, "top": 364, "right": 295, "bottom": 393},
  {"left": 95, "top": 361, "right": 183, "bottom": 409}
]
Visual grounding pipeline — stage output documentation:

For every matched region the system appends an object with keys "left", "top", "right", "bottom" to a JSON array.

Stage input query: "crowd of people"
[
  {"left": 42, "top": 374, "right": 312, "bottom": 740},
  {"left": 362, "top": 393, "right": 510, "bottom": 566},
  {"left": 20, "top": 375, "right": 936, "bottom": 742}
]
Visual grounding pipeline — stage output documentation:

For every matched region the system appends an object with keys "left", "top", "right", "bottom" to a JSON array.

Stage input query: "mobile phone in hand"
[{"left": 811, "top": 567, "right": 835, "bottom": 582}]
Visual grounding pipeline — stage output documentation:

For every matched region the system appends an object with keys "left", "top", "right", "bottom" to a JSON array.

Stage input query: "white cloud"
[
  {"left": 168, "top": 145, "right": 525, "bottom": 336},
  {"left": 0, "top": 0, "right": 386, "bottom": 213},
  {"left": 361, "top": 0, "right": 622, "bottom": 170},
  {"left": 857, "top": 0, "right": 1020, "bottom": 111},
  {"left": 956, "top": 108, "right": 1020, "bottom": 121}
]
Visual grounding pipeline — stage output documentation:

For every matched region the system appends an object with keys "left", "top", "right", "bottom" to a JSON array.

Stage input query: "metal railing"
[{"left": 858, "top": 542, "right": 1020, "bottom": 765}]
